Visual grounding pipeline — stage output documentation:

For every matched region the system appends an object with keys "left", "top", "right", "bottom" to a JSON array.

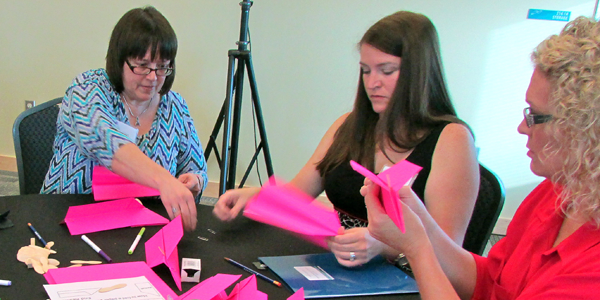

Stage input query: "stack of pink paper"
[
  {"left": 92, "top": 166, "right": 160, "bottom": 201},
  {"left": 243, "top": 178, "right": 341, "bottom": 248}
]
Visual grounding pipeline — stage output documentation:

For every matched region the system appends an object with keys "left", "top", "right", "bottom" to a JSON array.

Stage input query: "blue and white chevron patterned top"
[{"left": 41, "top": 69, "right": 208, "bottom": 200}]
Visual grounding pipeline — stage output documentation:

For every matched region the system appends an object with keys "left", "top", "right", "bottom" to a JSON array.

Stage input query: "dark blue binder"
[{"left": 259, "top": 253, "right": 419, "bottom": 298}]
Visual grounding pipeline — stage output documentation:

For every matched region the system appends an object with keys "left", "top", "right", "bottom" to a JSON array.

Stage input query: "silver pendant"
[{"left": 135, "top": 117, "right": 140, "bottom": 126}]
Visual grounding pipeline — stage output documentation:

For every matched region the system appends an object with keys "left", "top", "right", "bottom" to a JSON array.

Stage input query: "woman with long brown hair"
[{"left": 214, "top": 11, "right": 479, "bottom": 266}]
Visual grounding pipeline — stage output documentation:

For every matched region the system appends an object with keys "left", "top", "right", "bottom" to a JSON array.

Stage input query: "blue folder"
[{"left": 259, "top": 253, "right": 419, "bottom": 298}]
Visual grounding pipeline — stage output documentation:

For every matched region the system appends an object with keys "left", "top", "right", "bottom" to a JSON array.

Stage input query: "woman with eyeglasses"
[
  {"left": 41, "top": 6, "right": 207, "bottom": 231},
  {"left": 363, "top": 16, "right": 600, "bottom": 299},
  {"left": 214, "top": 11, "right": 479, "bottom": 267}
]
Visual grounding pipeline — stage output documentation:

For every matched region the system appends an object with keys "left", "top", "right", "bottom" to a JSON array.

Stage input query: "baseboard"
[
  {"left": 492, "top": 217, "right": 510, "bottom": 235},
  {"left": 0, "top": 155, "right": 17, "bottom": 173}
]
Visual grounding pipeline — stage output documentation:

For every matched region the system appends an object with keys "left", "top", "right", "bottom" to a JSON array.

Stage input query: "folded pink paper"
[
  {"left": 350, "top": 160, "right": 422, "bottom": 233},
  {"left": 243, "top": 177, "right": 341, "bottom": 248},
  {"left": 178, "top": 273, "right": 241, "bottom": 300},
  {"left": 287, "top": 287, "right": 305, "bottom": 300},
  {"left": 44, "top": 261, "right": 177, "bottom": 300},
  {"left": 64, "top": 198, "right": 169, "bottom": 235},
  {"left": 92, "top": 166, "right": 160, "bottom": 201},
  {"left": 225, "top": 275, "right": 267, "bottom": 300},
  {"left": 146, "top": 215, "right": 183, "bottom": 291}
]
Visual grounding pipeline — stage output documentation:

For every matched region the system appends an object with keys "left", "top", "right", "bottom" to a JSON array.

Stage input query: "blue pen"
[
  {"left": 224, "top": 257, "right": 282, "bottom": 287},
  {"left": 27, "top": 223, "right": 47, "bottom": 247}
]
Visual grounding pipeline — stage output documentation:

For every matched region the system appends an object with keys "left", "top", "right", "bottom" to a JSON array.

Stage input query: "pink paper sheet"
[
  {"left": 145, "top": 216, "right": 183, "bottom": 291},
  {"left": 178, "top": 273, "right": 241, "bottom": 300},
  {"left": 92, "top": 166, "right": 160, "bottom": 201},
  {"left": 243, "top": 178, "right": 341, "bottom": 248},
  {"left": 287, "top": 287, "right": 305, "bottom": 300},
  {"left": 349, "top": 160, "right": 422, "bottom": 233},
  {"left": 226, "top": 275, "right": 267, "bottom": 300},
  {"left": 44, "top": 261, "right": 177, "bottom": 300},
  {"left": 64, "top": 198, "right": 169, "bottom": 235}
]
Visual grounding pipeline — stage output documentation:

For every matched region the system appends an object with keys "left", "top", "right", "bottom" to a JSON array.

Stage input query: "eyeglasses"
[
  {"left": 125, "top": 60, "right": 173, "bottom": 76},
  {"left": 523, "top": 107, "right": 552, "bottom": 128}
]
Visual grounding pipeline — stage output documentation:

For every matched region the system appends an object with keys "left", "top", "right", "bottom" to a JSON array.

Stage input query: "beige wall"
[{"left": 0, "top": 0, "right": 593, "bottom": 221}]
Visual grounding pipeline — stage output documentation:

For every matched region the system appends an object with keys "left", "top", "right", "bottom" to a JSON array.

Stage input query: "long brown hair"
[{"left": 317, "top": 11, "right": 465, "bottom": 175}]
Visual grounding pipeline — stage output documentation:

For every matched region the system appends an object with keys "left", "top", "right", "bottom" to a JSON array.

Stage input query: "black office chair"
[
  {"left": 462, "top": 164, "right": 505, "bottom": 255},
  {"left": 12, "top": 97, "right": 62, "bottom": 195}
]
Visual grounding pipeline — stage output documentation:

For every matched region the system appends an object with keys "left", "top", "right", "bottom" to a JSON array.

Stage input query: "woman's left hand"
[
  {"left": 327, "top": 226, "right": 386, "bottom": 267},
  {"left": 178, "top": 173, "right": 203, "bottom": 196}
]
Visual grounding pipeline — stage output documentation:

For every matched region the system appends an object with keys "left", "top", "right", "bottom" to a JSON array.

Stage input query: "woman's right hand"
[
  {"left": 158, "top": 177, "right": 198, "bottom": 231},
  {"left": 213, "top": 187, "right": 261, "bottom": 221},
  {"left": 362, "top": 181, "right": 429, "bottom": 257}
]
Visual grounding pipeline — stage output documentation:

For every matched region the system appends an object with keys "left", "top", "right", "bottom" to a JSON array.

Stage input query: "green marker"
[{"left": 128, "top": 227, "right": 145, "bottom": 255}]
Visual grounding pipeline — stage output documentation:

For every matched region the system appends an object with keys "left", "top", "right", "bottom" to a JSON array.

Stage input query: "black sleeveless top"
[{"left": 322, "top": 123, "right": 449, "bottom": 223}]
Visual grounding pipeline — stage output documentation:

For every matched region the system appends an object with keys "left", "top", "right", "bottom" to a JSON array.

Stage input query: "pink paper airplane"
[
  {"left": 349, "top": 160, "right": 422, "bottom": 233},
  {"left": 178, "top": 273, "right": 241, "bottom": 300},
  {"left": 243, "top": 177, "right": 341, "bottom": 248},
  {"left": 226, "top": 275, "right": 267, "bottom": 300},
  {"left": 64, "top": 198, "right": 169, "bottom": 235},
  {"left": 92, "top": 166, "right": 159, "bottom": 201},
  {"left": 145, "top": 216, "right": 183, "bottom": 290}
]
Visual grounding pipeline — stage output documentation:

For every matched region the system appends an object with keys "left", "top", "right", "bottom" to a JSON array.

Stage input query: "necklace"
[{"left": 122, "top": 94, "right": 153, "bottom": 126}]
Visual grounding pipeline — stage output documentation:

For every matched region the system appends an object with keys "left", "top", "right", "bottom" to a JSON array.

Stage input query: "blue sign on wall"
[{"left": 527, "top": 9, "right": 571, "bottom": 22}]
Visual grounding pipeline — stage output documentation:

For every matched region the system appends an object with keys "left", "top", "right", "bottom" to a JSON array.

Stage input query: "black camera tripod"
[{"left": 204, "top": 0, "right": 274, "bottom": 196}]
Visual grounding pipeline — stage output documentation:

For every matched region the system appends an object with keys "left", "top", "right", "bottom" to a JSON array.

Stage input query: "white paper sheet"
[{"left": 44, "top": 276, "right": 164, "bottom": 300}]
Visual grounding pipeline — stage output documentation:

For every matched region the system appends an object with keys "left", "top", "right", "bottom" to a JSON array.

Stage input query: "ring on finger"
[
  {"left": 172, "top": 207, "right": 178, "bottom": 214},
  {"left": 349, "top": 252, "right": 356, "bottom": 262}
]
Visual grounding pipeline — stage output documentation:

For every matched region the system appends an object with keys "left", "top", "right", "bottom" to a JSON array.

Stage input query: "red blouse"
[{"left": 471, "top": 180, "right": 600, "bottom": 300}]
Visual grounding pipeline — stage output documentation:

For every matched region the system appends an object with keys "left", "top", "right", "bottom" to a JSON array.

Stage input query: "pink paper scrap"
[{"left": 287, "top": 287, "right": 305, "bottom": 300}]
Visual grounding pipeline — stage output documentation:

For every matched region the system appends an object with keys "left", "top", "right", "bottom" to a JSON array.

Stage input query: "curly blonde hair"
[{"left": 532, "top": 16, "right": 600, "bottom": 225}]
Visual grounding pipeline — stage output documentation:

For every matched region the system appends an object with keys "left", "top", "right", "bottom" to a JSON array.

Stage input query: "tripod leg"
[
  {"left": 245, "top": 53, "right": 275, "bottom": 176},
  {"left": 204, "top": 101, "right": 226, "bottom": 162},
  {"left": 220, "top": 52, "right": 238, "bottom": 196},
  {"left": 226, "top": 54, "right": 247, "bottom": 190}
]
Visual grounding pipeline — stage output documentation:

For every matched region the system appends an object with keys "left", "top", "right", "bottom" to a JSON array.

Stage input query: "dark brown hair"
[
  {"left": 317, "top": 11, "right": 465, "bottom": 174},
  {"left": 105, "top": 6, "right": 177, "bottom": 95}
]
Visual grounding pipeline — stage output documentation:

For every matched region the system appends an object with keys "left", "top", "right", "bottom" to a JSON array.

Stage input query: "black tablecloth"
[{"left": 0, "top": 194, "right": 420, "bottom": 299}]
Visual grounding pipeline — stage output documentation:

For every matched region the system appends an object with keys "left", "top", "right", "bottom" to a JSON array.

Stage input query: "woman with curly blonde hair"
[{"left": 363, "top": 16, "right": 600, "bottom": 299}]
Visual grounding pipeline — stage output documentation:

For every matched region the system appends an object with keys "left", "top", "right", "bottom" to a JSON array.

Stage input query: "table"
[{"left": 0, "top": 194, "right": 420, "bottom": 299}]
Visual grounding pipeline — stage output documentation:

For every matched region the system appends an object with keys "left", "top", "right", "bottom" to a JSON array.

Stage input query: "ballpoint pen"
[
  {"left": 224, "top": 257, "right": 281, "bottom": 287},
  {"left": 27, "top": 223, "right": 47, "bottom": 247},
  {"left": 81, "top": 235, "right": 113, "bottom": 263}
]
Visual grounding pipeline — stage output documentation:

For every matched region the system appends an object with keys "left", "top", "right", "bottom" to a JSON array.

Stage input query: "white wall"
[{"left": 0, "top": 0, "right": 594, "bottom": 220}]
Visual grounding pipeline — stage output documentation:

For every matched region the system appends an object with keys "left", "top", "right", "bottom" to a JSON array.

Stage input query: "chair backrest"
[
  {"left": 462, "top": 164, "right": 505, "bottom": 255},
  {"left": 12, "top": 97, "right": 62, "bottom": 195}
]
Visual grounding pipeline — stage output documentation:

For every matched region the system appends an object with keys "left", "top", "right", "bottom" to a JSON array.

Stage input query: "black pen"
[{"left": 224, "top": 257, "right": 282, "bottom": 287}]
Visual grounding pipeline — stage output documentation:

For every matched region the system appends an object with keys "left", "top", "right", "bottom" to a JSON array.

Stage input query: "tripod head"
[{"left": 236, "top": 0, "right": 253, "bottom": 51}]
